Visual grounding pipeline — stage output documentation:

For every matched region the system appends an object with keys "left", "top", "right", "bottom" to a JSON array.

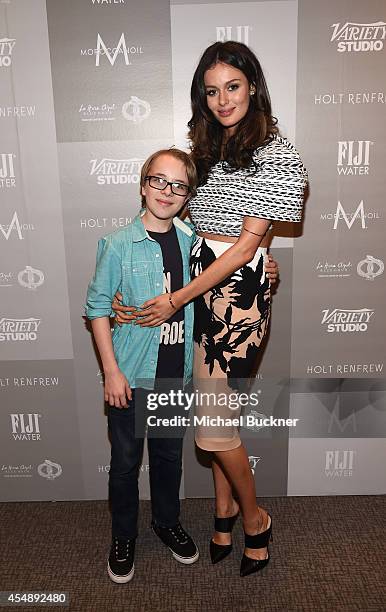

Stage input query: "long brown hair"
[{"left": 188, "top": 41, "right": 278, "bottom": 185}]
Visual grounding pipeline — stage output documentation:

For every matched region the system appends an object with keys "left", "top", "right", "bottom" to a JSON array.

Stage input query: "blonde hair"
[{"left": 140, "top": 148, "right": 197, "bottom": 207}]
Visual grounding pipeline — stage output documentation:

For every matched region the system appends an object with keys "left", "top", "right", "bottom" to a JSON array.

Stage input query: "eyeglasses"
[{"left": 145, "top": 175, "right": 189, "bottom": 197}]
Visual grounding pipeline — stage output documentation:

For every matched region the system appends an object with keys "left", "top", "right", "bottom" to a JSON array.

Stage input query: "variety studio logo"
[
  {"left": 0, "top": 37, "right": 16, "bottom": 67},
  {"left": 0, "top": 211, "right": 35, "bottom": 240},
  {"left": 357, "top": 255, "right": 384, "bottom": 281},
  {"left": 321, "top": 308, "right": 374, "bottom": 333},
  {"left": 80, "top": 33, "right": 143, "bottom": 66},
  {"left": 10, "top": 413, "right": 42, "bottom": 441},
  {"left": 89, "top": 157, "right": 143, "bottom": 186},
  {"left": 216, "top": 25, "right": 250, "bottom": 45},
  {"left": 337, "top": 140, "right": 373, "bottom": 175},
  {"left": 122, "top": 96, "right": 151, "bottom": 123},
  {"left": 0, "top": 153, "right": 16, "bottom": 188},
  {"left": 330, "top": 21, "right": 386, "bottom": 53},
  {"left": 78, "top": 102, "right": 117, "bottom": 123},
  {"left": 248, "top": 455, "right": 261, "bottom": 475},
  {"left": 0, "top": 317, "right": 41, "bottom": 341},
  {"left": 325, "top": 450, "right": 355, "bottom": 477},
  {"left": 37, "top": 459, "right": 62, "bottom": 480}
]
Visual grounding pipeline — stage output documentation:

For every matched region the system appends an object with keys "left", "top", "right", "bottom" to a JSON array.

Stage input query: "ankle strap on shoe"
[
  {"left": 214, "top": 514, "right": 238, "bottom": 533},
  {"left": 244, "top": 523, "right": 272, "bottom": 549}
]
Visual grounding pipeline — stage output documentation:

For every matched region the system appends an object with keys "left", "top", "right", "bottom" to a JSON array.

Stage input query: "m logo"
[
  {"left": 216, "top": 26, "right": 250, "bottom": 45},
  {"left": 0, "top": 211, "right": 24, "bottom": 240},
  {"left": 333, "top": 200, "right": 366, "bottom": 229},
  {"left": 95, "top": 33, "right": 130, "bottom": 66}
]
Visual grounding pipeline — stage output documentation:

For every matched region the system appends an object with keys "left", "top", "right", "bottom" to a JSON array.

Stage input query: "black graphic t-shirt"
[{"left": 148, "top": 225, "right": 184, "bottom": 378}]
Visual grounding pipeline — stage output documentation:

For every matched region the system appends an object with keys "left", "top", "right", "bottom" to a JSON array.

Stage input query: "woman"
[{"left": 114, "top": 41, "right": 307, "bottom": 577}]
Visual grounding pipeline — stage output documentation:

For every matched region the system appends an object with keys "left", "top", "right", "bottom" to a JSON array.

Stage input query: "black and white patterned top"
[{"left": 188, "top": 134, "right": 308, "bottom": 236}]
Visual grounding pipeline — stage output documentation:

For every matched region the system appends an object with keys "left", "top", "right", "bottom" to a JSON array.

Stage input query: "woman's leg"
[
  {"left": 211, "top": 457, "right": 239, "bottom": 545},
  {"left": 213, "top": 444, "right": 270, "bottom": 560}
]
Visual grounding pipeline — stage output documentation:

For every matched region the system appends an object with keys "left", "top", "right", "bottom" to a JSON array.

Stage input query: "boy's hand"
[
  {"left": 104, "top": 369, "right": 132, "bottom": 408},
  {"left": 265, "top": 254, "right": 279, "bottom": 283},
  {"left": 112, "top": 291, "right": 138, "bottom": 325}
]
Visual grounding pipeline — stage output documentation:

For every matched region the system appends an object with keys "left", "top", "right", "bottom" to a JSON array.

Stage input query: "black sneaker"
[
  {"left": 151, "top": 521, "right": 199, "bottom": 564},
  {"left": 107, "top": 537, "right": 135, "bottom": 583}
]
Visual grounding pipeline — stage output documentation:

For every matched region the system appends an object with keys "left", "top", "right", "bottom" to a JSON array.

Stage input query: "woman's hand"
[
  {"left": 104, "top": 368, "right": 132, "bottom": 408},
  {"left": 112, "top": 291, "right": 139, "bottom": 325},
  {"left": 134, "top": 293, "right": 178, "bottom": 327},
  {"left": 265, "top": 254, "right": 279, "bottom": 283}
]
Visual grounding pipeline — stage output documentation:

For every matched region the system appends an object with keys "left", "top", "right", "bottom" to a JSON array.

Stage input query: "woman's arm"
[
  {"left": 136, "top": 217, "right": 271, "bottom": 327},
  {"left": 112, "top": 252, "right": 278, "bottom": 325},
  {"left": 91, "top": 317, "right": 131, "bottom": 407}
]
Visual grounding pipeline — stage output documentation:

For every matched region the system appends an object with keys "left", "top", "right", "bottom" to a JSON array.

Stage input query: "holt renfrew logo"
[{"left": 330, "top": 22, "right": 385, "bottom": 52}]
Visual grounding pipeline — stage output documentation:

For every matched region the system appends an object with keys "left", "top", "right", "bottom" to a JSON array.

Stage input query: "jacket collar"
[{"left": 132, "top": 209, "right": 193, "bottom": 242}]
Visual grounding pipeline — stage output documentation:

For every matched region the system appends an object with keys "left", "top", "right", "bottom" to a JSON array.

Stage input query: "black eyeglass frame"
[{"left": 144, "top": 175, "right": 190, "bottom": 197}]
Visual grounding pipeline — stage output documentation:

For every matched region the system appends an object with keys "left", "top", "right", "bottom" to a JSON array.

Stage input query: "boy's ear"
[{"left": 141, "top": 184, "right": 146, "bottom": 197}]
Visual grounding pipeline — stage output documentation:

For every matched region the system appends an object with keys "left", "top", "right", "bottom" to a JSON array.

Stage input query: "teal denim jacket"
[{"left": 85, "top": 212, "right": 195, "bottom": 389}]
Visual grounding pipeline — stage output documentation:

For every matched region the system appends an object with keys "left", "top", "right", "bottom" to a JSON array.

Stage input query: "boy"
[
  {"left": 86, "top": 148, "right": 279, "bottom": 583},
  {"left": 85, "top": 149, "right": 199, "bottom": 583}
]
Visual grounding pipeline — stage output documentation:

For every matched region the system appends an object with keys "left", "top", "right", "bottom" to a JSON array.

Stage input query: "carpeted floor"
[{"left": 1, "top": 496, "right": 385, "bottom": 612}]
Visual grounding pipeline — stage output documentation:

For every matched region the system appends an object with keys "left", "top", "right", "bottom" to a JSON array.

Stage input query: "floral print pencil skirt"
[{"left": 190, "top": 236, "right": 271, "bottom": 451}]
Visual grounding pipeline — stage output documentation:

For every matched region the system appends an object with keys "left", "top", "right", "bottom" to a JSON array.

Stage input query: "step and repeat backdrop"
[{"left": 1, "top": 0, "right": 385, "bottom": 502}]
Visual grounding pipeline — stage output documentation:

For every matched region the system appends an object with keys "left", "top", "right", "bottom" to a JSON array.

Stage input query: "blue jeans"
[{"left": 108, "top": 390, "right": 184, "bottom": 540}]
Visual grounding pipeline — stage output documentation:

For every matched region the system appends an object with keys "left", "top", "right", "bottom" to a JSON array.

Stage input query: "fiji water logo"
[
  {"left": 337, "top": 141, "right": 373, "bottom": 175},
  {"left": 330, "top": 21, "right": 386, "bottom": 52},
  {"left": 325, "top": 450, "right": 355, "bottom": 477}
]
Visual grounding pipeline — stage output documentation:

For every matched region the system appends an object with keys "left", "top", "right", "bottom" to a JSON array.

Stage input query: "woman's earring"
[{"left": 249, "top": 86, "right": 256, "bottom": 96}]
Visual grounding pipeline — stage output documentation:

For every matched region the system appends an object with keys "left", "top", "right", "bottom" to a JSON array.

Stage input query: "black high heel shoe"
[
  {"left": 209, "top": 513, "right": 239, "bottom": 564},
  {"left": 240, "top": 513, "right": 272, "bottom": 577}
]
